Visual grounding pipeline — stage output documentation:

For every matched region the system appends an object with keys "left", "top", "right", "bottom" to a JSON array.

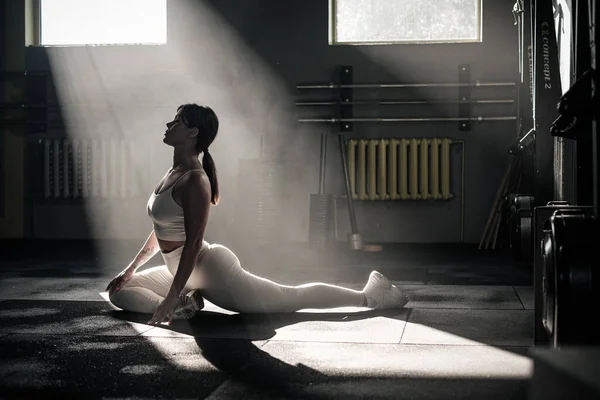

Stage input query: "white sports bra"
[{"left": 147, "top": 169, "right": 201, "bottom": 241}]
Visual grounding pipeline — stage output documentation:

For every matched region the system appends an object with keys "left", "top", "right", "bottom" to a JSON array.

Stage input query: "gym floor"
[{"left": 0, "top": 241, "right": 534, "bottom": 399}]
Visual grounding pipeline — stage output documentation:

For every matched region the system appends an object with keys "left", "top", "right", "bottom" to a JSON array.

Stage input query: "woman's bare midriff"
[{"left": 158, "top": 238, "right": 186, "bottom": 254}]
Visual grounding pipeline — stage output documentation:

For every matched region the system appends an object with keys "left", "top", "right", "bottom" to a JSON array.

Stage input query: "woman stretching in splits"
[{"left": 106, "top": 103, "right": 409, "bottom": 325}]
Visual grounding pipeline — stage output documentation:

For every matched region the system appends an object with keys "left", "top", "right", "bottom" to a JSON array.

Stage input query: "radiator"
[
  {"left": 43, "top": 138, "right": 139, "bottom": 199},
  {"left": 347, "top": 138, "right": 453, "bottom": 201}
]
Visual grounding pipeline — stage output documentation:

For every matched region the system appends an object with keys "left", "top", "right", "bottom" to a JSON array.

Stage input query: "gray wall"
[{"left": 25, "top": 0, "right": 518, "bottom": 245}]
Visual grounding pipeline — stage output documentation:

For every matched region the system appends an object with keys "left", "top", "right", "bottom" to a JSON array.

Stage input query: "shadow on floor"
[
  {"left": 0, "top": 300, "right": 533, "bottom": 399},
  {"left": 109, "top": 310, "right": 531, "bottom": 399},
  {"left": 111, "top": 307, "right": 402, "bottom": 341}
]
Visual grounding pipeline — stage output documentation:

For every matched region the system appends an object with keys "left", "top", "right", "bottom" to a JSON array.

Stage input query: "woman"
[{"left": 106, "top": 103, "right": 409, "bottom": 326}]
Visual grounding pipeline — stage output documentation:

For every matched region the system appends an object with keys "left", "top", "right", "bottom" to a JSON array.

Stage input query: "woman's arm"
[
  {"left": 127, "top": 230, "right": 160, "bottom": 273},
  {"left": 166, "top": 171, "right": 211, "bottom": 299}
]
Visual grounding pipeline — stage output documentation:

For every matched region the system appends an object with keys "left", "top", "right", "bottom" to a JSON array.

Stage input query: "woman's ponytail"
[
  {"left": 178, "top": 103, "right": 220, "bottom": 205},
  {"left": 202, "top": 150, "right": 219, "bottom": 205}
]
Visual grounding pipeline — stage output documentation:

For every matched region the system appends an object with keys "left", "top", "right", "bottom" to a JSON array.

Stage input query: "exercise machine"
[
  {"left": 536, "top": 0, "right": 599, "bottom": 348},
  {"left": 509, "top": 0, "right": 563, "bottom": 262}
]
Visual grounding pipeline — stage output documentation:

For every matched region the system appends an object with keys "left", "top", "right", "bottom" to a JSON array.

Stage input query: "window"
[
  {"left": 330, "top": 0, "right": 482, "bottom": 45},
  {"left": 40, "top": 0, "right": 167, "bottom": 46}
]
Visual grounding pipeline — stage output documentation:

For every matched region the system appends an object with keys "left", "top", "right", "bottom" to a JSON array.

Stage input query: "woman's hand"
[
  {"left": 148, "top": 293, "right": 179, "bottom": 326},
  {"left": 105, "top": 268, "right": 134, "bottom": 295}
]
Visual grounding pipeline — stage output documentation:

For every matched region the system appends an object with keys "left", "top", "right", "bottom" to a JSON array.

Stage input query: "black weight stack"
[
  {"left": 533, "top": 201, "right": 593, "bottom": 345},
  {"left": 541, "top": 209, "right": 598, "bottom": 348},
  {"left": 308, "top": 193, "right": 335, "bottom": 249},
  {"left": 236, "top": 158, "right": 285, "bottom": 246},
  {"left": 308, "top": 132, "right": 335, "bottom": 249}
]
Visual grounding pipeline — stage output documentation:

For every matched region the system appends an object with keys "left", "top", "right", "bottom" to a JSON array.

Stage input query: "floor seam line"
[
  {"left": 398, "top": 308, "right": 412, "bottom": 344},
  {"left": 512, "top": 286, "right": 527, "bottom": 310}
]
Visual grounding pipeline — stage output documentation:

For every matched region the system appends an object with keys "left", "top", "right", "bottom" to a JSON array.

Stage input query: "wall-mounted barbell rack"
[{"left": 297, "top": 65, "right": 518, "bottom": 248}]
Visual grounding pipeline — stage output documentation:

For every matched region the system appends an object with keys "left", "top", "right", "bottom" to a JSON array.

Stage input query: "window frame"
[
  {"left": 328, "top": 0, "right": 483, "bottom": 45},
  {"left": 28, "top": 0, "right": 168, "bottom": 47}
]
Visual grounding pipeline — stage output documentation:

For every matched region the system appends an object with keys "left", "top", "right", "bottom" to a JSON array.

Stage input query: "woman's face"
[{"left": 163, "top": 109, "right": 197, "bottom": 147}]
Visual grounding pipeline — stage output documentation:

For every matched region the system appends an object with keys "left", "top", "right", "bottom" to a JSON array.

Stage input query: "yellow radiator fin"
[{"left": 345, "top": 137, "right": 453, "bottom": 201}]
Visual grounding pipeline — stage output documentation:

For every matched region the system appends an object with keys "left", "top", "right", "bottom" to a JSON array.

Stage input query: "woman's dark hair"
[{"left": 177, "top": 103, "right": 220, "bottom": 205}]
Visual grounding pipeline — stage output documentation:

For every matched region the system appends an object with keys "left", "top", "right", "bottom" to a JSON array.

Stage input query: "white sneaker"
[
  {"left": 363, "top": 271, "right": 409, "bottom": 309},
  {"left": 174, "top": 290, "right": 204, "bottom": 319}
]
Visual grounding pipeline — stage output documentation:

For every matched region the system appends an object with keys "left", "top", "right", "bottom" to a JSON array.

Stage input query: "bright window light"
[
  {"left": 330, "top": 0, "right": 482, "bottom": 45},
  {"left": 40, "top": 0, "right": 167, "bottom": 46}
]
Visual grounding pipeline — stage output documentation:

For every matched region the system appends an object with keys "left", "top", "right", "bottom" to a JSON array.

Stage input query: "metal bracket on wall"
[
  {"left": 337, "top": 65, "right": 363, "bottom": 249},
  {"left": 339, "top": 65, "right": 353, "bottom": 132},
  {"left": 0, "top": 71, "right": 49, "bottom": 135},
  {"left": 459, "top": 64, "right": 471, "bottom": 131}
]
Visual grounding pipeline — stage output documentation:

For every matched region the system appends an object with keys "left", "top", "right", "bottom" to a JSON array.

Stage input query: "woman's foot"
[
  {"left": 363, "top": 271, "right": 409, "bottom": 309},
  {"left": 173, "top": 290, "right": 205, "bottom": 319}
]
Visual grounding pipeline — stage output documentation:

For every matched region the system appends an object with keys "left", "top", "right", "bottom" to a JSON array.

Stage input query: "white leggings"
[{"left": 109, "top": 242, "right": 366, "bottom": 314}]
